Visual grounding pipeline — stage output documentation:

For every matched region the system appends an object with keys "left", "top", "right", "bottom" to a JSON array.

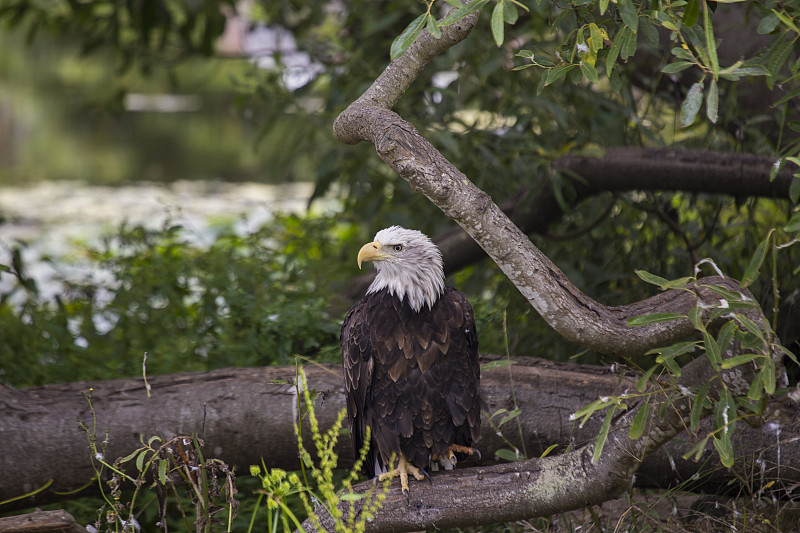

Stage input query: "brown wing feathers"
[{"left": 341, "top": 286, "right": 480, "bottom": 477}]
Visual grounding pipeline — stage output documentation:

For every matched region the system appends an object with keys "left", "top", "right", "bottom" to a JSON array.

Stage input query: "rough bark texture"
[
  {"left": 0, "top": 509, "right": 89, "bottom": 533},
  {"left": 2, "top": 358, "right": 797, "bottom": 516}
]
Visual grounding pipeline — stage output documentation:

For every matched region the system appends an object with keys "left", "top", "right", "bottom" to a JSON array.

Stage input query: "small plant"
[
  {"left": 78, "top": 364, "right": 390, "bottom": 533},
  {"left": 249, "top": 366, "right": 390, "bottom": 533},
  {"left": 79, "top": 389, "right": 237, "bottom": 533}
]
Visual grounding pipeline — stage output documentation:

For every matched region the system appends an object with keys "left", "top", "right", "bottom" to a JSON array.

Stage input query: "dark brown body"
[{"left": 341, "top": 286, "right": 481, "bottom": 477}]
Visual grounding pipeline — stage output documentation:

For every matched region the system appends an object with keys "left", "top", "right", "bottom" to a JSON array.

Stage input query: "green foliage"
[
  {"left": 0, "top": 0, "right": 234, "bottom": 75},
  {"left": 0, "top": 215, "right": 348, "bottom": 387},
  {"left": 579, "top": 223, "right": 800, "bottom": 468},
  {"left": 249, "top": 367, "right": 389, "bottom": 533},
  {"left": 78, "top": 388, "right": 238, "bottom": 533},
  {"left": 69, "top": 367, "right": 387, "bottom": 532}
]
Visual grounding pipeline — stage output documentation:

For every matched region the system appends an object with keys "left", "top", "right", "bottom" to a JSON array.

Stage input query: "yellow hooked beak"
[{"left": 357, "top": 241, "right": 390, "bottom": 269}]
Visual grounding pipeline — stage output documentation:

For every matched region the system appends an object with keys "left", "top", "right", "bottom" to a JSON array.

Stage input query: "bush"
[{"left": 0, "top": 214, "right": 350, "bottom": 387}]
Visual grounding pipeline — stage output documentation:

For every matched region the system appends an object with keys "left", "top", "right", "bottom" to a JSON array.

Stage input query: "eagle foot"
[
  {"left": 378, "top": 456, "right": 428, "bottom": 498},
  {"left": 445, "top": 444, "right": 481, "bottom": 467}
]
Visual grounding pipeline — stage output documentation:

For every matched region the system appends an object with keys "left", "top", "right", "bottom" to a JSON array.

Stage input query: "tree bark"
[
  {"left": 0, "top": 509, "right": 89, "bottom": 533},
  {"left": 1, "top": 359, "right": 797, "bottom": 515}
]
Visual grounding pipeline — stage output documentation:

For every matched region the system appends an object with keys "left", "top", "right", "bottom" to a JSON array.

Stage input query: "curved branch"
[
  {"left": 344, "top": 146, "right": 795, "bottom": 301},
  {"left": 336, "top": 97, "right": 761, "bottom": 356}
]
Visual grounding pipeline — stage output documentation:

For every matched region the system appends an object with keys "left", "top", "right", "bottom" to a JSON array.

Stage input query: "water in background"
[{"left": 0, "top": 180, "right": 337, "bottom": 304}]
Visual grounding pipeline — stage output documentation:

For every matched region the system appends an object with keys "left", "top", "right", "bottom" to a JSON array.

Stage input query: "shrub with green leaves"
[{"left": 0, "top": 215, "right": 350, "bottom": 387}]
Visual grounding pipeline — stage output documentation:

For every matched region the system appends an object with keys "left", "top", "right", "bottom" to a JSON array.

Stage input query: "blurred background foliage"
[{"left": 0, "top": 0, "right": 798, "bottom": 389}]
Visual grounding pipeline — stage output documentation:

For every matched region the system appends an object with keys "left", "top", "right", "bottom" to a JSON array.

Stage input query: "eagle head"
[{"left": 358, "top": 226, "right": 445, "bottom": 312}]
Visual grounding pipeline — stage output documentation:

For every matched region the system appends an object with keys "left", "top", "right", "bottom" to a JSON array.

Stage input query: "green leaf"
[
  {"left": 683, "top": 435, "right": 710, "bottom": 462},
  {"left": 589, "top": 23, "right": 604, "bottom": 54},
  {"left": 640, "top": 18, "right": 659, "bottom": 47},
  {"left": 713, "top": 434, "right": 734, "bottom": 468},
  {"left": 703, "top": 284, "right": 750, "bottom": 303},
  {"left": 791, "top": 178, "right": 800, "bottom": 205},
  {"left": 672, "top": 46, "right": 694, "bottom": 60},
  {"left": 690, "top": 381, "right": 710, "bottom": 432},
  {"left": 716, "top": 320, "right": 737, "bottom": 356},
  {"left": 426, "top": 13, "right": 441, "bottom": 39},
  {"left": 495, "top": 448, "right": 525, "bottom": 461},
  {"left": 572, "top": 398, "right": 613, "bottom": 428},
  {"left": 785, "top": 211, "right": 800, "bottom": 232},
  {"left": 158, "top": 458, "right": 169, "bottom": 485},
  {"left": 499, "top": 408, "right": 522, "bottom": 426},
  {"left": 660, "top": 355, "right": 682, "bottom": 376},
  {"left": 491, "top": 2, "right": 505, "bottom": 46},
  {"left": 544, "top": 64, "right": 575, "bottom": 86},
  {"left": 540, "top": 443, "right": 558, "bottom": 458},
  {"left": 683, "top": 0, "right": 700, "bottom": 27},
  {"left": 757, "top": 12, "right": 780, "bottom": 34},
  {"left": 503, "top": 1, "right": 519, "bottom": 24},
  {"left": 606, "top": 27, "right": 625, "bottom": 74},
  {"left": 627, "top": 313, "right": 686, "bottom": 326},
  {"left": 662, "top": 61, "right": 695, "bottom": 73},
  {"left": 120, "top": 447, "right": 144, "bottom": 463},
  {"left": 766, "top": 36, "right": 795, "bottom": 89},
  {"left": 628, "top": 399, "right": 649, "bottom": 440},
  {"left": 136, "top": 450, "right": 147, "bottom": 472},
  {"left": 740, "top": 229, "right": 773, "bottom": 288},
  {"left": 592, "top": 405, "right": 616, "bottom": 463},
  {"left": 775, "top": 86, "right": 800, "bottom": 106},
  {"left": 720, "top": 353, "right": 761, "bottom": 369},
  {"left": 681, "top": 82, "right": 704, "bottom": 126},
  {"left": 621, "top": 24, "right": 638, "bottom": 59},
  {"left": 599, "top": 0, "right": 609, "bottom": 15},
  {"left": 636, "top": 364, "right": 659, "bottom": 392},
  {"left": 747, "top": 370, "right": 764, "bottom": 401},
  {"left": 715, "top": 388, "right": 737, "bottom": 436},
  {"left": 704, "top": 331, "right": 721, "bottom": 366},
  {"left": 763, "top": 356, "right": 776, "bottom": 394},
  {"left": 618, "top": 0, "right": 639, "bottom": 32},
  {"left": 688, "top": 305, "right": 704, "bottom": 331},
  {"left": 706, "top": 78, "right": 718, "bottom": 123},
  {"left": 737, "top": 315, "right": 768, "bottom": 345},
  {"left": 773, "top": 9, "right": 800, "bottom": 34},
  {"left": 646, "top": 340, "right": 698, "bottom": 358},
  {"left": 721, "top": 63, "right": 770, "bottom": 79},
  {"left": 702, "top": 0, "right": 719, "bottom": 79},
  {"left": 634, "top": 269, "right": 668, "bottom": 287},
  {"left": 390, "top": 13, "right": 427, "bottom": 59},
  {"left": 580, "top": 60, "right": 599, "bottom": 83},
  {"left": 439, "top": 0, "right": 491, "bottom": 26},
  {"left": 662, "top": 20, "right": 679, "bottom": 31}
]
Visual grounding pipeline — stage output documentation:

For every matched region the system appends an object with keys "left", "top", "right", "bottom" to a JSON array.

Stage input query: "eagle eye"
[{"left": 393, "top": 244, "right": 403, "bottom": 252}]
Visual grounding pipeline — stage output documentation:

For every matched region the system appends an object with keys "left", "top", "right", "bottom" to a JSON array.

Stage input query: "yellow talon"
[
  {"left": 447, "top": 444, "right": 480, "bottom": 466},
  {"left": 378, "top": 456, "right": 427, "bottom": 496}
]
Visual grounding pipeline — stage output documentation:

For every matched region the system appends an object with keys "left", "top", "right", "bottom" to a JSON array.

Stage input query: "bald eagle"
[{"left": 341, "top": 226, "right": 481, "bottom": 495}]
